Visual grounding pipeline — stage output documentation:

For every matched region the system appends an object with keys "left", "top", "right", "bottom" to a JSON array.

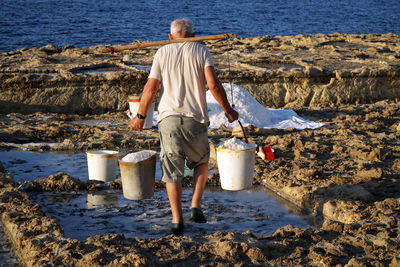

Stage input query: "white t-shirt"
[{"left": 149, "top": 42, "right": 214, "bottom": 124}]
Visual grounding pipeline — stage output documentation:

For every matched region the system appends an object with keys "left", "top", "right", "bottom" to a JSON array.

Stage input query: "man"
[{"left": 130, "top": 18, "right": 238, "bottom": 235}]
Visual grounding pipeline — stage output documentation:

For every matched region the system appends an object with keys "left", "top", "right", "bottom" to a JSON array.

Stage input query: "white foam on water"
[
  {"left": 121, "top": 151, "right": 156, "bottom": 163},
  {"left": 217, "top": 137, "right": 257, "bottom": 150},
  {"left": 150, "top": 83, "right": 324, "bottom": 130}
]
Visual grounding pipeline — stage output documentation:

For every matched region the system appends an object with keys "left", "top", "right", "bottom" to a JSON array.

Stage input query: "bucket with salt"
[
  {"left": 118, "top": 150, "right": 157, "bottom": 200},
  {"left": 216, "top": 137, "right": 257, "bottom": 191},
  {"left": 128, "top": 95, "right": 155, "bottom": 129},
  {"left": 86, "top": 150, "right": 119, "bottom": 182}
]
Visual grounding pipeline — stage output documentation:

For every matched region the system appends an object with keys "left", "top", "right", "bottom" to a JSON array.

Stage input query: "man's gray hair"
[{"left": 170, "top": 18, "right": 193, "bottom": 35}]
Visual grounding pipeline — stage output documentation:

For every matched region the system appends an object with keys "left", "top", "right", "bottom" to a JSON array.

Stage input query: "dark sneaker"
[
  {"left": 170, "top": 223, "right": 184, "bottom": 235},
  {"left": 190, "top": 208, "right": 207, "bottom": 223}
]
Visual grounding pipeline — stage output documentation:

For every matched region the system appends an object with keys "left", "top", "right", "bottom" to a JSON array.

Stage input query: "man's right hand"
[
  {"left": 130, "top": 116, "right": 145, "bottom": 131},
  {"left": 225, "top": 107, "right": 239, "bottom": 123}
]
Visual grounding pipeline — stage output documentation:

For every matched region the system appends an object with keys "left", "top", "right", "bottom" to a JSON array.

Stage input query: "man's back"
[
  {"left": 149, "top": 42, "right": 214, "bottom": 124},
  {"left": 129, "top": 18, "right": 239, "bottom": 236}
]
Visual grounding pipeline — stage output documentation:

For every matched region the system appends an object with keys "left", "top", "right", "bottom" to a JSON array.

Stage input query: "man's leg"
[
  {"left": 191, "top": 162, "right": 208, "bottom": 209},
  {"left": 166, "top": 182, "right": 183, "bottom": 223}
]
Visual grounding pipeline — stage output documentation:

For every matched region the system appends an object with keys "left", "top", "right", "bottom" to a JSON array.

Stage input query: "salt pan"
[
  {"left": 218, "top": 137, "right": 257, "bottom": 150},
  {"left": 121, "top": 151, "right": 156, "bottom": 163}
]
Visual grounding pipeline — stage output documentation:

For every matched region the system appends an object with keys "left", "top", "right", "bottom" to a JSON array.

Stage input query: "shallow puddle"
[
  {"left": 0, "top": 151, "right": 89, "bottom": 182},
  {"left": 29, "top": 187, "right": 314, "bottom": 240},
  {"left": 124, "top": 63, "right": 152, "bottom": 71},
  {"left": 1, "top": 151, "right": 316, "bottom": 240},
  {"left": 0, "top": 150, "right": 163, "bottom": 182}
]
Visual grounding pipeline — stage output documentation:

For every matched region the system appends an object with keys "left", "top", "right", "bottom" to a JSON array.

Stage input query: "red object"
[
  {"left": 128, "top": 98, "right": 140, "bottom": 102},
  {"left": 262, "top": 146, "right": 274, "bottom": 160}
]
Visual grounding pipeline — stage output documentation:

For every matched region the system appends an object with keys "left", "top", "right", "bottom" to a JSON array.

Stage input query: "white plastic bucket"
[
  {"left": 86, "top": 150, "right": 119, "bottom": 182},
  {"left": 128, "top": 95, "right": 155, "bottom": 129},
  {"left": 118, "top": 150, "right": 156, "bottom": 200},
  {"left": 216, "top": 146, "right": 256, "bottom": 191}
]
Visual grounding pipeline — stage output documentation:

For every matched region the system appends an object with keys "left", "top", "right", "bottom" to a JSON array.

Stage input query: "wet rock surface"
[
  {"left": 0, "top": 218, "right": 20, "bottom": 266},
  {"left": 0, "top": 97, "right": 399, "bottom": 265},
  {"left": 1, "top": 33, "right": 399, "bottom": 114}
]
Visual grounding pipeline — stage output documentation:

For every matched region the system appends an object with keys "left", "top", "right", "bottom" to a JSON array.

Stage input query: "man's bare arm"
[
  {"left": 204, "top": 66, "right": 238, "bottom": 123},
  {"left": 138, "top": 78, "right": 160, "bottom": 116},
  {"left": 130, "top": 78, "right": 160, "bottom": 130}
]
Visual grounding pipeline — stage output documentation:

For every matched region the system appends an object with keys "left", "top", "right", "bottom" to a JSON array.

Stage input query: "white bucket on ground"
[
  {"left": 86, "top": 150, "right": 119, "bottom": 182},
  {"left": 128, "top": 95, "right": 155, "bottom": 129},
  {"left": 118, "top": 150, "right": 156, "bottom": 200},
  {"left": 216, "top": 145, "right": 256, "bottom": 191}
]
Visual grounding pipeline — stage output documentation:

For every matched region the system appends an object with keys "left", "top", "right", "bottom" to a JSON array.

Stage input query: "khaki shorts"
[{"left": 159, "top": 116, "right": 209, "bottom": 183}]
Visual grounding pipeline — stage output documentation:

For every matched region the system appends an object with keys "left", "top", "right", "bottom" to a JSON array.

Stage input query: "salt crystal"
[
  {"left": 121, "top": 151, "right": 156, "bottom": 163},
  {"left": 217, "top": 137, "right": 257, "bottom": 150},
  {"left": 207, "top": 83, "right": 324, "bottom": 129}
]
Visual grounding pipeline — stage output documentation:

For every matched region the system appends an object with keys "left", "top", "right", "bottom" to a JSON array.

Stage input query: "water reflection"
[
  {"left": 87, "top": 192, "right": 119, "bottom": 209},
  {"left": 46, "top": 192, "right": 80, "bottom": 203}
]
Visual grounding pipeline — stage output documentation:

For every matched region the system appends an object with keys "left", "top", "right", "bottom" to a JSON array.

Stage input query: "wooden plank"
[{"left": 102, "top": 33, "right": 237, "bottom": 53}]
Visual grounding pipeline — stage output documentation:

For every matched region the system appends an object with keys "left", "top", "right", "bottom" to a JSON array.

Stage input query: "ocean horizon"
[{"left": 1, "top": 0, "right": 399, "bottom": 52}]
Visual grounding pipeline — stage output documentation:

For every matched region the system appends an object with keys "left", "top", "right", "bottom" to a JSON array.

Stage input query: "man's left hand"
[{"left": 130, "top": 116, "right": 145, "bottom": 131}]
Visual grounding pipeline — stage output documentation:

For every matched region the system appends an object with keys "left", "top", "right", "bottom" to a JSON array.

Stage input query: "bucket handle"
[{"left": 238, "top": 120, "right": 249, "bottom": 143}]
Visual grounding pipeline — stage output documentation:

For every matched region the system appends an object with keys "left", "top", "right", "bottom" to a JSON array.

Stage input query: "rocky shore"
[
  {"left": 0, "top": 33, "right": 400, "bottom": 266},
  {"left": 1, "top": 33, "right": 399, "bottom": 114}
]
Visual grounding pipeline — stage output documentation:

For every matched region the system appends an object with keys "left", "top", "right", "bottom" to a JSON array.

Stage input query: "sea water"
[{"left": 1, "top": 0, "right": 399, "bottom": 52}]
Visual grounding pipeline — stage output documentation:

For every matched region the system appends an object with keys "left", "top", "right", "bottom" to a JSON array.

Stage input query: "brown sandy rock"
[
  {"left": 355, "top": 167, "right": 383, "bottom": 182},
  {"left": 390, "top": 257, "right": 400, "bottom": 267},
  {"left": 0, "top": 173, "right": 15, "bottom": 190},
  {"left": 322, "top": 200, "right": 364, "bottom": 224},
  {"left": 1, "top": 33, "right": 400, "bottom": 114},
  {"left": 22, "top": 172, "right": 86, "bottom": 192}
]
